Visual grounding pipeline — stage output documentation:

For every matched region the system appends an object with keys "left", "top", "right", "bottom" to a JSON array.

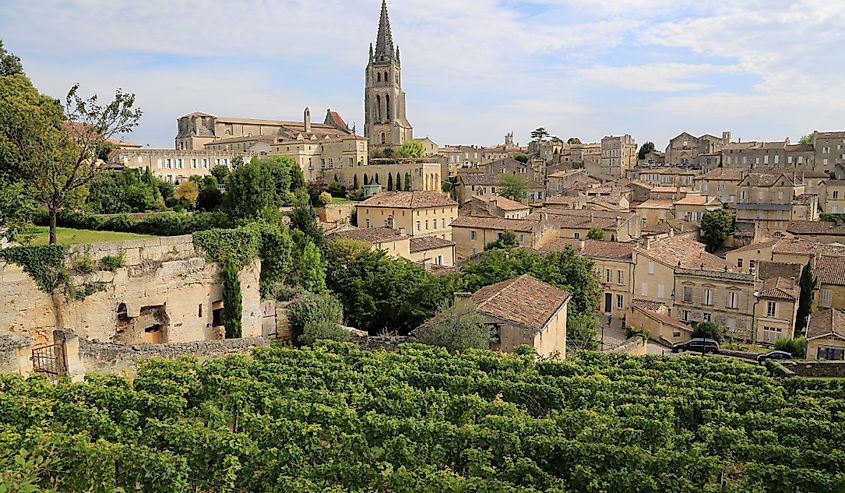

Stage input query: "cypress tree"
[
  {"left": 363, "top": 173, "right": 369, "bottom": 186},
  {"left": 222, "top": 263, "right": 242, "bottom": 338},
  {"left": 797, "top": 260, "right": 817, "bottom": 334},
  {"left": 404, "top": 173, "right": 411, "bottom": 191},
  {"left": 387, "top": 173, "right": 393, "bottom": 191},
  {"left": 353, "top": 174, "right": 359, "bottom": 189}
]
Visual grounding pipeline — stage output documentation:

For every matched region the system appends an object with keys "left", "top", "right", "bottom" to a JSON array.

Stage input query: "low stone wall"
[
  {"left": 772, "top": 360, "right": 845, "bottom": 378},
  {"left": 0, "top": 334, "right": 33, "bottom": 376},
  {"left": 603, "top": 336, "right": 647, "bottom": 356},
  {"left": 80, "top": 336, "right": 270, "bottom": 377}
]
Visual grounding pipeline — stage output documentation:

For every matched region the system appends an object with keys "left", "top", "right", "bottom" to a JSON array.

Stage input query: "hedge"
[{"left": 34, "top": 209, "right": 235, "bottom": 236}]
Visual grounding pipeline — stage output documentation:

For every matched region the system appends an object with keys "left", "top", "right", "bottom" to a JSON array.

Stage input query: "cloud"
[{"left": 577, "top": 63, "right": 742, "bottom": 92}]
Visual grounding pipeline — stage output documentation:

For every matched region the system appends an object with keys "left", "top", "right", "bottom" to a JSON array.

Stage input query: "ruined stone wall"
[{"left": 0, "top": 235, "right": 262, "bottom": 346}]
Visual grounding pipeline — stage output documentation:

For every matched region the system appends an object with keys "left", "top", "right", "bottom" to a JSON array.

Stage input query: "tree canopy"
[
  {"left": 415, "top": 301, "right": 493, "bottom": 353},
  {"left": 799, "top": 133, "right": 813, "bottom": 145},
  {"left": 0, "top": 39, "right": 24, "bottom": 77},
  {"left": 567, "top": 137, "right": 582, "bottom": 144},
  {"left": 587, "top": 228, "right": 605, "bottom": 240},
  {"left": 497, "top": 174, "right": 529, "bottom": 201},
  {"left": 530, "top": 127, "right": 550, "bottom": 141},
  {"left": 398, "top": 140, "right": 424, "bottom": 158},
  {"left": 796, "top": 261, "right": 816, "bottom": 334},
  {"left": 700, "top": 207, "right": 734, "bottom": 252},
  {"left": 637, "top": 141, "right": 655, "bottom": 160}
]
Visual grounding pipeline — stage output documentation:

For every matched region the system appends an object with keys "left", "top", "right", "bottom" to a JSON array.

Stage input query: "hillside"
[{"left": 1, "top": 343, "right": 844, "bottom": 492}]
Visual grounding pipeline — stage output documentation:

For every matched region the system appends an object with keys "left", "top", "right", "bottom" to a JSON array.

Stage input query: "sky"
[{"left": 2, "top": 0, "right": 844, "bottom": 150}]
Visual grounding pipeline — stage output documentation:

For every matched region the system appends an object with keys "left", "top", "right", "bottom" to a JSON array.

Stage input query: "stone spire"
[{"left": 374, "top": 0, "right": 394, "bottom": 60}]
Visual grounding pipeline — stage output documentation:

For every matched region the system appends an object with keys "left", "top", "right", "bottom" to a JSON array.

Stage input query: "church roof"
[{"left": 373, "top": 0, "right": 395, "bottom": 60}]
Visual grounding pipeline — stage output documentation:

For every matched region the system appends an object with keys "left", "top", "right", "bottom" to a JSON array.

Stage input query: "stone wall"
[
  {"left": 772, "top": 360, "right": 845, "bottom": 378},
  {"left": 0, "top": 334, "right": 33, "bottom": 376},
  {"left": 80, "top": 336, "right": 270, "bottom": 378},
  {"left": 0, "top": 235, "right": 262, "bottom": 346},
  {"left": 603, "top": 336, "right": 647, "bottom": 356}
]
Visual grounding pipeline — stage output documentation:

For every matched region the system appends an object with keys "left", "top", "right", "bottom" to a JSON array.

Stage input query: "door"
[{"left": 604, "top": 293, "right": 612, "bottom": 313}]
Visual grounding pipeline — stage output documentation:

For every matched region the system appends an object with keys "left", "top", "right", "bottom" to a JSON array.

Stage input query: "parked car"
[
  {"left": 756, "top": 350, "right": 793, "bottom": 364},
  {"left": 672, "top": 338, "right": 721, "bottom": 354}
]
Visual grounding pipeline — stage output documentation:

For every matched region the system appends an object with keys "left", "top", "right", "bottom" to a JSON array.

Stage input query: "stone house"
[
  {"left": 463, "top": 195, "right": 531, "bottom": 219},
  {"left": 806, "top": 308, "right": 845, "bottom": 360},
  {"left": 546, "top": 169, "right": 590, "bottom": 195},
  {"left": 725, "top": 239, "right": 779, "bottom": 273},
  {"left": 674, "top": 268, "right": 756, "bottom": 341},
  {"left": 542, "top": 194, "right": 588, "bottom": 210},
  {"left": 356, "top": 191, "right": 458, "bottom": 240},
  {"left": 786, "top": 220, "right": 845, "bottom": 243},
  {"left": 814, "top": 255, "right": 845, "bottom": 311},
  {"left": 752, "top": 277, "right": 800, "bottom": 344},
  {"left": 417, "top": 275, "right": 570, "bottom": 358},
  {"left": 409, "top": 237, "right": 456, "bottom": 267},
  {"left": 532, "top": 209, "right": 641, "bottom": 242},
  {"left": 635, "top": 167, "right": 698, "bottom": 187},
  {"left": 813, "top": 131, "right": 845, "bottom": 175},
  {"left": 818, "top": 180, "right": 845, "bottom": 213},
  {"left": 600, "top": 134, "right": 637, "bottom": 178},
  {"left": 113, "top": 148, "right": 234, "bottom": 184},
  {"left": 735, "top": 172, "right": 815, "bottom": 233},
  {"left": 695, "top": 168, "right": 745, "bottom": 206},
  {"left": 628, "top": 300, "right": 693, "bottom": 346},
  {"left": 664, "top": 131, "right": 730, "bottom": 166},
  {"left": 450, "top": 216, "right": 540, "bottom": 259},
  {"left": 673, "top": 193, "right": 722, "bottom": 224},
  {"left": 327, "top": 227, "right": 411, "bottom": 259},
  {"left": 635, "top": 199, "right": 675, "bottom": 227}
]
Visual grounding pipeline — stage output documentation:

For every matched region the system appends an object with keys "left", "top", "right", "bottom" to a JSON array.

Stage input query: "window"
[
  {"left": 470, "top": 230, "right": 476, "bottom": 240},
  {"left": 165, "top": 158, "right": 172, "bottom": 169},
  {"left": 648, "top": 261, "right": 655, "bottom": 275},
  {"left": 617, "top": 270, "right": 624, "bottom": 285},
  {"left": 605, "top": 269, "right": 611, "bottom": 283},
  {"left": 766, "top": 301, "right": 776, "bottom": 317},
  {"left": 820, "top": 289, "right": 833, "bottom": 308},
  {"left": 835, "top": 191, "right": 840, "bottom": 199},
  {"left": 658, "top": 284, "right": 665, "bottom": 298},
  {"left": 191, "top": 158, "right": 197, "bottom": 169},
  {"left": 574, "top": 232, "right": 580, "bottom": 239},
  {"left": 416, "top": 221, "right": 421, "bottom": 232},
  {"left": 202, "top": 158, "right": 208, "bottom": 168},
  {"left": 704, "top": 288, "right": 713, "bottom": 306},
  {"left": 177, "top": 159, "right": 183, "bottom": 169},
  {"left": 727, "top": 292, "right": 738, "bottom": 309},
  {"left": 737, "top": 258, "right": 743, "bottom": 268},
  {"left": 682, "top": 310, "right": 690, "bottom": 322},
  {"left": 520, "top": 234, "right": 525, "bottom": 244},
  {"left": 425, "top": 220, "right": 429, "bottom": 230},
  {"left": 683, "top": 286, "right": 692, "bottom": 303},
  {"left": 641, "top": 283, "right": 648, "bottom": 296},
  {"left": 703, "top": 313, "right": 712, "bottom": 321}
]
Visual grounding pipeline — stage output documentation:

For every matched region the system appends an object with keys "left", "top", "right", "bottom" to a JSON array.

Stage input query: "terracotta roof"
[
  {"left": 459, "top": 173, "right": 498, "bottom": 186},
  {"left": 536, "top": 237, "right": 584, "bottom": 253},
  {"left": 757, "top": 277, "right": 799, "bottom": 300},
  {"left": 325, "top": 110, "right": 348, "bottom": 129},
  {"left": 329, "top": 227, "right": 407, "bottom": 244},
  {"left": 544, "top": 195, "right": 582, "bottom": 206},
  {"left": 471, "top": 274, "right": 571, "bottom": 331},
  {"left": 580, "top": 240, "right": 635, "bottom": 259},
  {"left": 637, "top": 236, "right": 727, "bottom": 270},
  {"left": 409, "top": 236, "right": 455, "bottom": 253},
  {"left": 632, "top": 305, "right": 692, "bottom": 332},
  {"left": 636, "top": 199, "right": 674, "bottom": 210},
  {"left": 631, "top": 299, "right": 666, "bottom": 312},
  {"left": 757, "top": 261, "right": 802, "bottom": 281},
  {"left": 651, "top": 186, "right": 694, "bottom": 194},
  {"left": 699, "top": 168, "right": 746, "bottom": 181},
  {"left": 359, "top": 191, "right": 457, "bottom": 209},
  {"left": 787, "top": 221, "right": 845, "bottom": 236},
  {"left": 814, "top": 255, "right": 845, "bottom": 286},
  {"left": 548, "top": 169, "right": 588, "bottom": 179},
  {"left": 729, "top": 239, "right": 779, "bottom": 254},
  {"left": 772, "top": 238, "right": 845, "bottom": 257},
  {"left": 738, "top": 172, "right": 795, "bottom": 188},
  {"left": 532, "top": 209, "right": 637, "bottom": 230},
  {"left": 642, "top": 219, "right": 699, "bottom": 235},
  {"left": 450, "top": 216, "right": 536, "bottom": 232},
  {"left": 806, "top": 309, "right": 845, "bottom": 340},
  {"left": 673, "top": 194, "right": 720, "bottom": 206},
  {"left": 476, "top": 194, "right": 529, "bottom": 211}
]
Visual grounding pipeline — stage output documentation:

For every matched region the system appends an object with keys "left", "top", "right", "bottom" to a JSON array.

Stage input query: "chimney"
[
  {"left": 644, "top": 237, "right": 652, "bottom": 250},
  {"left": 454, "top": 292, "right": 473, "bottom": 311},
  {"left": 615, "top": 216, "right": 621, "bottom": 228},
  {"left": 398, "top": 226, "right": 406, "bottom": 235},
  {"left": 304, "top": 107, "right": 312, "bottom": 133}
]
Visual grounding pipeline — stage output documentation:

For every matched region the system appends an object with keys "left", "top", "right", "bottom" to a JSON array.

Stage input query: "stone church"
[{"left": 364, "top": 0, "right": 413, "bottom": 151}]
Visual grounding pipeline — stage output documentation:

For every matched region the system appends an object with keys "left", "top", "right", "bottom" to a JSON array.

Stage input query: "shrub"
[
  {"left": 100, "top": 252, "right": 126, "bottom": 271},
  {"left": 300, "top": 320, "right": 350, "bottom": 345},
  {"left": 692, "top": 320, "right": 724, "bottom": 342},
  {"left": 415, "top": 302, "right": 493, "bottom": 353},
  {"left": 72, "top": 253, "right": 94, "bottom": 274},
  {"left": 287, "top": 291, "right": 344, "bottom": 343},
  {"left": 318, "top": 191, "right": 332, "bottom": 206},
  {"left": 774, "top": 336, "right": 806, "bottom": 358}
]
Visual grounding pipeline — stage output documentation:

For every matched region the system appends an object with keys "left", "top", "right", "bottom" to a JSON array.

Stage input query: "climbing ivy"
[
  {"left": 192, "top": 227, "right": 261, "bottom": 339},
  {"left": 0, "top": 244, "right": 67, "bottom": 292}
]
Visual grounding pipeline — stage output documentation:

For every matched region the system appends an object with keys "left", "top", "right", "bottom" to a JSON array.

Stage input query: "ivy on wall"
[
  {"left": 192, "top": 227, "right": 261, "bottom": 339},
  {"left": 0, "top": 244, "right": 105, "bottom": 300}
]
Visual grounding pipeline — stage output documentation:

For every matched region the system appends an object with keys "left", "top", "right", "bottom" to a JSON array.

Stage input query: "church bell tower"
[{"left": 364, "top": 0, "right": 413, "bottom": 150}]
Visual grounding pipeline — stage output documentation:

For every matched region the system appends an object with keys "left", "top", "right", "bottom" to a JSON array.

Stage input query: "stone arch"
[
  {"left": 376, "top": 95, "right": 382, "bottom": 120},
  {"left": 380, "top": 132, "right": 386, "bottom": 145},
  {"left": 377, "top": 72, "right": 381, "bottom": 82},
  {"left": 386, "top": 94, "right": 391, "bottom": 120}
]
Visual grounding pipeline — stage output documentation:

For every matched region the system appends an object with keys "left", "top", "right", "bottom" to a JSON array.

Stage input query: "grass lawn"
[
  {"left": 24, "top": 226, "right": 153, "bottom": 246},
  {"left": 723, "top": 342, "right": 771, "bottom": 354},
  {"left": 327, "top": 197, "right": 357, "bottom": 205}
]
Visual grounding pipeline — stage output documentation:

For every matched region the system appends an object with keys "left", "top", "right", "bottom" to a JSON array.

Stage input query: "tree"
[
  {"left": 796, "top": 261, "right": 817, "bottom": 333},
  {"left": 514, "top": 153, "right": 529, "bottom": 163},
  {"left": 1, "top": 76, "right": 142, "bottom": 243},
  {"left": 197, "top": 175, "right": 223, "bottom": 211},
  {"left": 485, "top": 230, "right": 518, "bottom": 251},
  {"left": 387, "top": 173, "right": 393, "bottom": 191},
  {"left": 415, "top": 301, "right": 493, "bottom": 353},
  {"left": 0, "top": 40, "right": 24, "bottom": 77},
  {"left": 353, "top": 174, "right": 359, "bottom": 190},
  {"left": 799, "top": 134, "right": 813, "bottom": 145},
  {"left": 637, "top": 141, "right": 655, "bottom": 160},
  {"left": 497, "top": 174, "right": 529, "bottom": 201},
  {"left": 692, "top": 320, "right": 724, "bottom": 342},
  {"left": 299, "top": 240, "right": 326, "bottom": 293},
  {"left": 0, "top": 180, "right": 36, "bottom": 242},
  {"left": 530, "top": 127, "right": 550, "bottom": 141},
  {"left": 551, "top": 136, "right": 563, "bottom": 144},
  {"left": 567, "top": 312, "right": 600, "bottom": 352},
  {"left": 395, "top": 172, "right": 401, "bottom": 191},
  {"left": 221, "top": 263, "right": 242, "bottom": 338},
  {"left": 700, "top": 207, "right": 734, "bottom": 252},
  {"left": 398, "top": 140, "right": 424, "bottom": 158},
  {"left": 318, "top": 191, "right": 332, "bottom": 206},
  {"left": 174, "top": 180, "right": 199, "bottom": 209},
  {"left": 404, "top": 173, "right": 411, "bottom": 191},
  {"left": 774, "top": 336, "right": 806, "bottom": 357},
  {"left": 587, "top": 228, "right": 605, "bottom": 240},
  {"left": 224, "top": 156, "right": 300, "bottom": 219},
  {"left": 211, "top": 164, "right": 230, "bottom": 185},
  {"left": 287, "top": 291, "right": 344, "bottom": 343},
  {"left": 567, "top": 137, "right": 582, "bottom": 144}
]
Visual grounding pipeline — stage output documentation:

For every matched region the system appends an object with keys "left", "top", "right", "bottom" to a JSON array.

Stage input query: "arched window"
[
  {"left": 377, "top": 72, "right": 381, "bottom": 82},
  {"left": 386, "top": 94, "right": 391, "bottom": 120},
  {"left": 385, "top": 71, "right": 389, "bottom": 82},
  {"left": 376, "top": 95, "right": 381, "bottom": 120},
  {"left": 380, "top": 132, "right": 386, "bottom": 145}
]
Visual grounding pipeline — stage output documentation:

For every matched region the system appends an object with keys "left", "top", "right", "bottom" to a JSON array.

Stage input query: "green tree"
[
  {"left": 799, "top": 134, "right": 813, "bottom": 145},
  {"left": 692, "top": 320, "right": 724, "bottom": 342},
  {"left": 404, "top": 173, "right": 411, "bottom": 191},
  {"left": 395, "top": 172, "right": 401, "bottom": 191},
  {"left": 211, "top": 164, "right": 230, "bottom": 185},
  {"left": 299, "top": 240, "right": 326, "bottom": 293},
  {"left": 531, "top": 127, "right": 550, "bottom": 141},
  {"left": 497, "top": 174, "right": 529, "bottom": 201},
  {"left": 287, "top": 291, "right": 344, "bottom": 343},
  {"left": 353, "top": 174, "right": 359, "bottom": 189},
  {"left": 223, "top": 160, "right": 275, "bottom": 219},
  {"left": 221, "top": 263, "right": 242, "bottom": 338},
  {"left": 774, "top": 336, "right": 806, "bottom": 357},
  {"left": 567, "top": 137, "right": 582, "bottom": 144},
  {"left": 796, "top": 261, "right": 817, "bottom": 333},
  {"left": 398, "top": 140, "right": 424, "bottom": 158},
  {"left": 197, "top": 175, "right": 223, "bottom": 211},
  {"left": 174, "top": 180, "right": 199, "bottom": 209},
  {"left": 637, "top": 141, "right": 655, "bottom": 160},
  {"left": 514, "top": 153, "right": 529, "bottom": 163},
  {"left": 700, "top": 207, "right": 735, "bottom": 252},
  {"left": 0, "top": 39, "right": 24, "bottom": 76},
  {"left": 0, "top": 76, "right": 141, "bottom": 243},
  {"left": 587, "top": 228, "right": 605, "bottom": 240},
  {"left": 416, "top": 301, "right": 493, "bottom": 353},
  {"left": 387, "top": 173, "right": 393, "bottom": 191},
  {"left": 567, "top": 312, "right": 600, "bottom": 352},
  {"left": 0, "top": 179, "right": 36, "bottom": 242},
  {"left": 484, "top": 230, "right": 518, "bottom": 251}
]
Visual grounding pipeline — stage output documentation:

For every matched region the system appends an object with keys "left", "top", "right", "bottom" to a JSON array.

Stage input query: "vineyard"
[{"left": 2, "top": 342, "right": 845, "bottom": 492}]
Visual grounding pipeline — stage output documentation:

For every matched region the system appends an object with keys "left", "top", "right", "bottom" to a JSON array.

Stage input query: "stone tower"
[{"left": 364, "top": 0, "right": 413, "bottom": 150}]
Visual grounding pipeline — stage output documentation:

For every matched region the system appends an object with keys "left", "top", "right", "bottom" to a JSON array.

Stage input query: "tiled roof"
[
  {"left": 632, "top": 305, "right": 692, "bottom": 332},
  {"left": 823, "top": 180, "right": 845, "bottom": 187},
  {"left": 409, "top": 236, "right": 455, "bottom": 253},
  {"left": 637, "top": 236, "right": 727, "bottom": 270},
  {"left": 530, "top": 209, "right": 636, "bottom": 230},
  {"left": 329, "top": 227, "right": 407, "bottom": 244},
  {"left": 787, "top": 221, "right": 845, "bottom": 236},
  {"left": 772, "top": 238, "right": 845, "bottom": 256},
  {"left": 699, "top": 168, "right": 746, "bottom": 181},
  {"left": 476, "top": 194, "right": 529, "bottom": 211},
  {"left": 359, "top": 191, "right": 457, "bottom": 209},
  {"left": 536, "top": 237, "right": 584, "bottom": 253},
  {"left": 806, "top": 308, "right": 845, "bottom": 340},
  {"left": 450, "top": 216, "right": 536, "bottom": 232},
  {"left": 636, "top": 199, "right": 674, "bottom": 209},
  {"left": 814, "top": 255, "right": 845, "bottom": 286},
  {"left": 545, "top": 195, "right": 582, "bottom": 205},
  {"left": 757, "top": 261, "right": 802, "bottom": 281},
  {"left": 580, "top": 240, "right": 635, "bottom": 259},
  {"left": 631, "top": 299, "right": 666, "bottom": 311},
  {"left": 642, "top": 219, "right": 698, "bottom": 235},
  {"left": 459, "top": 173, "right": 498, "bottom": 186},
  {"left": 471, "top": 274, "right": 571, "bottom": 331},
  {"left": 729, "top": 239, "right": 779, "bottom": 254},
  {"left": 738, "top": 172, "right": 795, "bottom": 188},
  {"left": 757, "top": 277, "right": 799, "bottom": 300},
  {"left": 674, "top": 194, "right": 720, "bottom": 206}
]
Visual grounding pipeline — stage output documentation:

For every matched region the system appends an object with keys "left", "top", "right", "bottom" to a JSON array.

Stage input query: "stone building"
[
  {"left": 462, "top": 195, "right": 531, "bottom": 219},
  {"left": 112, "top": 149, "right": 233, "bottom": 184},
  {"left": 695, "top": 168, "right": 745, "bottom": 206},
  {"left": 532, "top": 209, "right": 641, "bottom": 242},
  {"left": 818, "top": 179, "right": 845, "bottom": 213},
  {"left": 674, "top": 268, "right": 756, "bottom": 340},
  {"left": 813, "top": 131, "right": 845, "bottom": 175},
  {"left": 814, "top": 255, "right": 845, "bottom": 311},
  {"left": 364, "top": 0, "right": 413, "bottom": 150},
  {"left": 752, "top": 277, "right": 800, "bottom": 344},
  {"left": 356, "top": 191, "right": 457, "bottom": 240},
  {"left": 735, "top": 172, "right": 817, "bottom": 233},
  {"left": 581, "top": 241, "right": 635, "bottom": 319},
  {"left": 450, "top": 216, "right": 541, "bottom": 258},
  {"left": 806, "top": 308, "right": 845, "bottom": 360},
  {"left": 664, "top": 131, "right": 730, "bottom": 166},
  {"left": 634, "top": 167, "right": 697, "bottom": 187},
  {"left": 327, "top": 226, "right": 456, "bottom": 267},
  {"left": 599, "top": 134, "right": 637, "bottom": 178}
]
